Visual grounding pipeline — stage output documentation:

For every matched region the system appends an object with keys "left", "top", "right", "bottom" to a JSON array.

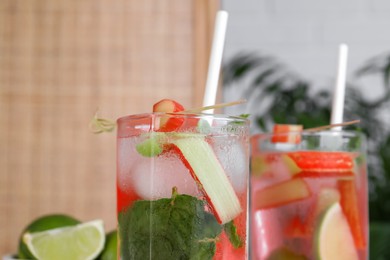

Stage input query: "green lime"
[
  {"left": 136, "top": 136, "right": 163, "bottom": 157},
  {"left": 23, "top": 219, "right": 105, "bottom": 260},
  {"left": 18, "top": 214, "right": 80, "bottom": 259},
  {"left": 98, "top": 230, "right": 117, "bottom": 260},
  {"left": 315, "top": 202, "right": 358, "bottom": 260}
]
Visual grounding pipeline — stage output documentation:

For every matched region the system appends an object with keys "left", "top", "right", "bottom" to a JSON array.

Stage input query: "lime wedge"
[
  {"left": 315, "top": 202, "right": 358, "bottom": 260},
  {"left": 18, "top": 214, "right": 80, "bottom": 259},
  {"left": 23, "top": 219, "right": 105, "bottom": 260}
]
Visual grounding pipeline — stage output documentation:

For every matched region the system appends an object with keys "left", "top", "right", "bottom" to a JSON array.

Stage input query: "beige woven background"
[{"left": 0, "top": 0, "right": 218, "bottom": 255}]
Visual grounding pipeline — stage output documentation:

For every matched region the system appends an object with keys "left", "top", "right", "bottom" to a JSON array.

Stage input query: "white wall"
[{"left": 221, "top": 0, "right": 390, "bottom": 101}]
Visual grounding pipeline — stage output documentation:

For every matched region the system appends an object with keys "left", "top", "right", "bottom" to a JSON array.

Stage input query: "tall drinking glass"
[
  {"left": 117, "top": 113, "right": 250, "bottom": 259},
  {"left": 250, "top": 130, "right": 368, "bottom": 260}
]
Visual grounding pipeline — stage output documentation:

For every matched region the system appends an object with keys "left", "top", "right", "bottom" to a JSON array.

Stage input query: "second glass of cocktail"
[
  {"left": 117, "top": 102, "right": 250, "bottom": 259},
  {"left": 250, "top": 128, "right": 368, "bottom": 260}
]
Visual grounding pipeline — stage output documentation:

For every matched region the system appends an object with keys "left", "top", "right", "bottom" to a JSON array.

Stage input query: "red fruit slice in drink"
[
  {"left": 116, "top": 185, "right": 141, "bottom": 212},
  {"left": 153, "top": 99, "right": 185, "bottom": 131},
  {"left": 271, "top": 124, "right": 303, "bottom": 144},
  {"left": 170, "top": 136, "right": 242, "bottom": 224},
  {"left": 286, "top": 151, "right": 354, "bottom": 178},
  {"left": 284, "top": 215, "right": 308, "bottom": 238},
  {"left": 253, "top": 178, "right": 311, "bottom": 210},
  {"left": 338, "top": 179, "right": 366, "bottom": 249}
]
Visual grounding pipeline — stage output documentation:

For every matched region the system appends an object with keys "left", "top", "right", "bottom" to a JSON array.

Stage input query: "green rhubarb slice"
[
  {"left": 254, "top": 178, "right": 311, "bottom": 210},
  {"left": 315, "top": 202, "right": 358, "bottom": 260},
  {"left": 171, "top": 137, "right": 242, "bottom": 224}
]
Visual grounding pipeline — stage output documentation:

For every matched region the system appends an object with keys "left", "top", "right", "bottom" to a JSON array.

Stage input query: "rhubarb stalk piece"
[
  {"left": 287, "top": 151, "right": 355, "bottom": 178},
  {"left": 253, "top": 178, "right": 311, "bottom": 210},
  {"left": 271, "top": 124, "right": 303, "bottom": 144},
  {"left": 171, "top": 137, "right": 242, "bottom": 224},
  {"left": 153, "top": 99, "right": 185, "bottom": 132}
]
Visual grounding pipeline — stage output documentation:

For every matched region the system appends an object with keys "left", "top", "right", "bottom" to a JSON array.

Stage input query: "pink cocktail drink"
[
  {"left": 250, "top": 130, "right": 368, "bottom": 260},
  {"left": 117, "top": 110, "right": 250, "bottom": 259}
]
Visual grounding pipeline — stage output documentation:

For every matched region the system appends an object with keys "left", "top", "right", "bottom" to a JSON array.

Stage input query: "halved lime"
[
  {"left": 315, "top": 202, "right": 358, "bottom": 260},
  {"left": 23, "top": 219, "right": 105, "bottom": 260}
]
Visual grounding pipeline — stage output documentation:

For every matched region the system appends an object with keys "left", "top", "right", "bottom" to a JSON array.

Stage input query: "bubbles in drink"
[
  {"left": 117, "top": 137, "right": 138, "bottom": 192},
  {"left": 213, "top": 137, "right": 247, "bottom": 193},
  {"left": 130, "top": 151, "right": 199, "bottom": 200}
]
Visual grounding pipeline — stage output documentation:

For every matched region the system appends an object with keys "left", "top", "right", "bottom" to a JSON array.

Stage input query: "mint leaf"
[
  {"left": 224, "top": 221, "right": 244, "bottom": 249},
  {"left": 119, "top": 192, "right": 222, "bottom": 259}
]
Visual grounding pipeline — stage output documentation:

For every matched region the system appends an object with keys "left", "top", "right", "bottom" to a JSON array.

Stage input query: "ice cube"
[
  {"left": 213, "top": 138, "right": 248, "bottom": 193},
  {"left": 131, "top": 151, "right": 199, "bottom": 200},
  {"left": 117, "top": 137, "right": 139, "bottom": 192}
]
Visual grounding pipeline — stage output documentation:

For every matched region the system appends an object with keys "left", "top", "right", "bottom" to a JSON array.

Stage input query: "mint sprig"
[{"left": 119, "top": 189, "right": 222, "bottom": 259}]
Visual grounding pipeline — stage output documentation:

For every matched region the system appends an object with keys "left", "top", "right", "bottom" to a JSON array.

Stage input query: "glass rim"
[
  {"left": 117, "top": 112, "right": 250, "bottom": 125},
  {"left": 253, "top": 129, "right": 364, "bottom": 137}
]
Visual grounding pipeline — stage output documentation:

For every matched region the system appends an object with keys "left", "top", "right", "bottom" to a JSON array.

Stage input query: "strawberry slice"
[
  {"left": 271, "top": 124, "right": 303, "bottom": 144},
  {"left": 153, "top": 99, "right": 185, "bottom": 131},
  {"left": 338, "top": 180, "right": 366, "bottom": 249},
  {"left": 253, "top": 178, "right": 311, "bottom": 210},
  {"left": 286, "top": 151, "right": 354, "bottom": 178},
  {"left": 170, "top": 136, "right": 242, "bottom": 224}
]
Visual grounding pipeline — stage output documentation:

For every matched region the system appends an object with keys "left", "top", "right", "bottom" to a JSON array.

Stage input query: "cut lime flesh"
[
  {"left": 315, "top": 202, "right": 358, "bottom": 260},
  {"left": 24, "top": 219, "right": 105, "bottom": 260},
  {"left": 18, "top": 214, "right": 80, "bottom": 259}
]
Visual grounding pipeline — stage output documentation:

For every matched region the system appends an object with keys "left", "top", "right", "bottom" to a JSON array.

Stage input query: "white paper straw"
[
  {"left": 202, "top": 10, "right": 229, "bottom": 113},
  {"left": 330, "top": 44, "right": 349, "bottom": 130}
]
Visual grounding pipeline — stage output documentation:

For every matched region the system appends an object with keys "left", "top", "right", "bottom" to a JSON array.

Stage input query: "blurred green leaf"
[
  {"left": 384, "top": 61, "right": 390, "bottom": 88},
  {"left": 370, "top": 223, "right": 390, "bottom": 260}
]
